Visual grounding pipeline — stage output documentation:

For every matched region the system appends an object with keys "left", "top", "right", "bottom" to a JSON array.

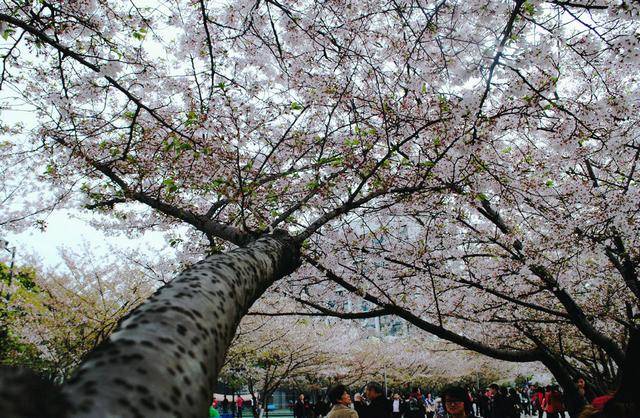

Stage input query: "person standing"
[
  {"left": 316, "top": 397, "right": 331, "bottom": 418},
  {"left": 568, "top": 376, "right": 596, "bottom": 418},
  {"left": 222, "top": 395, "right": 230, "bottom": 414},
  {"left": 326, "top": 385, "right": 358, "bottom": 418},
  {"left": 531, "top": 386, "right": 544, "bottom": 418},
  {"left": 295, "top": 394, "right": 308, "bottom": 418},
  {"left": 236, "top": 396, "right": 244, "bottom": 418},
  {"left": 442, "top": 386, "right": 478, "bottom": 418},
  {"left": 519, "top": 387, "right": 531, "bottom": 416},
  {"left": 477, "top": 390, "right": 489, "bottom": 418},
  {"left": 406, "top": 392, "right": 426, "bottom": 418},
  {"left": 425, "top": 393, "right": 436, "bottom": 418},
  {"left": 353, "top": 393, "right": 366, "bottom": 417},
  {"left": 506, "top": 388, "right": 520, "bottom": 418},
  {"left": 544, "top": 385, "right": 565, "bottom": 418},
  {"left": 488, "top": 384, "right": 508, "bottom": 418},
  {"left": 391, "top": 393, "right": 402, "bottom": 418},
  {"left": 360, "top": 382, "right": 392, "bottom": 418}
]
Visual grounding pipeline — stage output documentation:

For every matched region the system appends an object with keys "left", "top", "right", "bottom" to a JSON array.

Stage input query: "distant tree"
[{"left": 1, "top": 254, "right": 154, "bottom": 382}]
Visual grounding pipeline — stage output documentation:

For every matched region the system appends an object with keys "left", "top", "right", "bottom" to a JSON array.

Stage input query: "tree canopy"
[{"left": 1, "top": 0, "right": 639, "bottom": 416}]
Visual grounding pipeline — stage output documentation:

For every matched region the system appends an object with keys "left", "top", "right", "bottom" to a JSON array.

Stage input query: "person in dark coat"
[
  {"left": 506, "top": 388, "right": 520, "bottom": 418},
  {"left": 360, "top": 382, "right": 392, "bottom": 418},
  {"left": 478, "top": 390, "right": 490, "bottom": 417},
  {"left": 567, "top": 376, "right": 597, "bottom": 418},
  {"left": 315, "top": 398, "right": 331, "bottom": 418},
  {"left": 295, "top": 394, "right": 308, "bottom": 418},
  {"left": 353, "top": 393, "right": 366, "bottom": 417},
  {"left": 488, "top": 384, "right": 509, "bottom": 418},
  {"left": 405, "top": 393, "right": 426, "bottom": 418},
  {"left": 222, "top": 395, "right": 230, "bottom": 413}
]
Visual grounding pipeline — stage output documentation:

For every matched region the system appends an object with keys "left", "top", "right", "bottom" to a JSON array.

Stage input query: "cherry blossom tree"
[
  {"left": 221, "top": 315, "right": 335, "bottom": 417},
  {"left": 1, "top": 249, "right": 157, "bottom": 382},
  {"left": 0, "top": 0, "right": 639, "bottom": 416},
  {"left": 224, "top": 307, "right": 535, "bottom": 408}
]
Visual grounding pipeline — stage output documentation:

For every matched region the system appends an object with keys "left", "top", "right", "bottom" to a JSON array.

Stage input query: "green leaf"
[
  {"left": 132, "top": 27, "right": 147, "bottom": 40},
  {"left": 523, "top": 1, "right": 535, "bottom": 16},
  {"left": 306, "top": 180, "right": 320, "bottom": 190},
  {"left": 2, "top": 28, "right": 15, "bottom": 41},
  {"left": 211, "top": 178, "right": 226, "bottom": 188},
  {"left": 438, "top": 95, "right": 450, "bottom": 112},
  {"left": 290, "top": 101, "right": 303, "bottom": 111},
  {"left": 185, "top": 110, "right": 198, "bottom": 126},
  {"left": 162, "top": 178, "right": 178, "bottom": 193},
  {"left": 344, "top": 138, "right": 360, "bottom": 148}
]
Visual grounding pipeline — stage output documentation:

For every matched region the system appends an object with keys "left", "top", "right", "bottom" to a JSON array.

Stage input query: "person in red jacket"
[
  {"left": 236, "top": 396, "right": 244, "bottom": 418},
  {"left": 530, "top": 386, "right": 544, "bottom": 418},
  {"left": 542, "top": 386, "right": 565, "bottom": 418}
]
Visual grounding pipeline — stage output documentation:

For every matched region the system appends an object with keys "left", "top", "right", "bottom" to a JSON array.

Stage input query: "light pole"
[
  {"left": 0, "top": 239, "right": 16, "bottom": 285},
  {"left": 374, "top": 318, "right": 388, "bottom": 398}
]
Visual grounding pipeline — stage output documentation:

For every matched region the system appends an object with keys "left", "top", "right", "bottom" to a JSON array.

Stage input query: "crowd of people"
[
  {"left": 211, "top": 329, "right": 640, "bottom": 418},
  {"left": 296, "top": 377, "right": 636, "bottom": 418},
  {"left": 210, "top": 373, "right": 637, "bottom": 418},
  {"left": 318, "top": 383, "right": 478, "bottom": 418},
  {"left": 208, "top": 378, "right": 633, "bottom": 418},
  {"left": 210, "top": 395, "right": 252, "bottom": 418}
]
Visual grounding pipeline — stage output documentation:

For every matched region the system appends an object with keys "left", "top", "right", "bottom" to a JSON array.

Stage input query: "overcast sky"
[{"left": 2, "top": 209, "right": 169, "bottom": 270}]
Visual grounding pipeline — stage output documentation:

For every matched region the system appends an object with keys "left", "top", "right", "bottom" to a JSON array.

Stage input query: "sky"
[{"left": 2, "top": 209, "right": 169, "bottom": 270}]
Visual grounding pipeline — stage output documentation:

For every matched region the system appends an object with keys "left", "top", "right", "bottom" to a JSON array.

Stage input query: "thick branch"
[
  {"left": 305, "top": 257, "right": 542, "bottom": 363},
  {"left": 529, "top": 264, "right": 626, "bottom": 365},
  {"left": 605, "top": 233, "right": 640, "bottom": 302},
  {"left": 474, "top": 198, "right": 626, "bottom": 365}
]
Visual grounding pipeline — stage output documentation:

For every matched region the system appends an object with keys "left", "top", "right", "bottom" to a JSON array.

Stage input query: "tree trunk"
[
  {"left": 247, "top": 376, "right": 260, "bottom": 418},
  {"left": 1, "top": 233, "right": 299, "bottom": 417},
  {"left": 538, "top": 351, "right": 584, "bottom": 418}
]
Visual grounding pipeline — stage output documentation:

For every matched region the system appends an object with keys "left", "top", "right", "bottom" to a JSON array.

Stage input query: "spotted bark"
[{"left": 2, "top": 233, "right": 299, "bottom": 418}]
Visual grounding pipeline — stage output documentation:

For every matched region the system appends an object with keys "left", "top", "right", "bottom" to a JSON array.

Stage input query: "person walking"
[{"left": 326, "top": 385, "right": 358, "bottom": 418}]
